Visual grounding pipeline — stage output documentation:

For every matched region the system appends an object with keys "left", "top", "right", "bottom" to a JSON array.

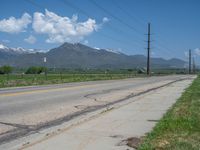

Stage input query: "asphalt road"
[{"left": 0, "top": 75, "right": 193, "bottom": 144}]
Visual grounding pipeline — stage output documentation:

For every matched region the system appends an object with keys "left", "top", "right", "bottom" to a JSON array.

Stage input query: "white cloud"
[
  {"left": 2, "top": 39, "right": 10, "bottom": 43},
  {"left": 151, "top": 51, "right": 155, "bottom": 56},
  {"left": 83, "top": 40, "right": 89, "bottom": 45},
  {"left": 184, "top": 51, "right": 189, "bottom": 58},
  {"left": 24, "top": 35, "right": 36, "bottom": 44},
  {"left": 194, "top": 48, "right": 200, "bottom": 56},
  {"left": 32, "top": 9, "right": 101, "bottom": 43},
  {"left": 0, "top": 13, "right": 31, "bottom": 33},
  {"left": 103, "top": 17, "right": 109, "bottom": 23}
]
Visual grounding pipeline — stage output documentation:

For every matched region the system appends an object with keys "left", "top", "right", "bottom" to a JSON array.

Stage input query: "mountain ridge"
[{"left": 0, "top": 42, "right": 186, "bottom": 69}]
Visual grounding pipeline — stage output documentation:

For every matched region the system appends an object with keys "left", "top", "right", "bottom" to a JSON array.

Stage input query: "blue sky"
[{"left": 0, "top": 0, "right": 200, "bottom": 63}]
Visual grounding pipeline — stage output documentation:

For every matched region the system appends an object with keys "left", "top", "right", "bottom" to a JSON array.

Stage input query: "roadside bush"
[
  {"left": 25, "top": 66, "right": 46, "bottom": 74},
  {"left": 0, "top": 65, "right": 13, "bottom": 74},
  {"left": 137, "top": 69, "right": 145, "bottom": 74},
  {"left": 0, "top": 68, "right": 4, "bottom": 74}
]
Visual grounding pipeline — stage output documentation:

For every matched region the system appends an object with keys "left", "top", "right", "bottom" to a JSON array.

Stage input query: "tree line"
[
  {"left": 0, "top": 66, "right": 47, "bottom": 75},
  {"left": 0, "top": 66, "right": 13, "bottom": 75}
]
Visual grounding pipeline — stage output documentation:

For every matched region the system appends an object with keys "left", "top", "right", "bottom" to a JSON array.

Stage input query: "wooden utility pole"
[
  {"left": 147, "top": 23, "right": 151, "bottom": 75},
  {"left": 189, "top": 49, "right": 191, "bottom": 74},
  {"left": 193, "top": 57, "right": 196, "bottom": 74},
  {"left": 44, "top": 57, "right": 47, "bottom": 80}
]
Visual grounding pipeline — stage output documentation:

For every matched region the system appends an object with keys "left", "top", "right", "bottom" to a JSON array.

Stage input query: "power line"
[
  {"left": 153, "top": 38, "right": 177, "bottom": 58},
  {"left": 89, "top": 0, "right": 144, "bottom": 40},
  {"left": 27, "top": 0, "right": 179, "bottom": 63},
  {"left": 111, "top": 0, "right": 146, "bottom": 29},
  {"left": 154, "top": 46, "right": 175, "bottom": 58},
  {"left": 65, "top": 2, "right": 172, "bottom": 64},
  {"left": 26, "top": 0, "right": 44, "bottom": 10},
  {"left": 111, "top": 0, "right": 178, "bottom": 57},
  {"left": 147, "top": 34, "right": 175, "bottom": 59},
  {"left": 153, "top": 33, "right": 179, "bottom": 58},
  {"left": 109, "top": 0, "right": 175, "bottom": 60},
  {"left": 61, "top": 0, "right": 143, "bottom": 47},
  {"left": 146, "top": 25, "right": 179, "bottom": 60},
  {"left": 25, "top": 0, "right": 142, "bottom": 50},
  {"left": 60, "top": 0, "right": 142, "bottom": 47},
  {"left": 111, "top": 0, "right": 176, "bottom": 59}
]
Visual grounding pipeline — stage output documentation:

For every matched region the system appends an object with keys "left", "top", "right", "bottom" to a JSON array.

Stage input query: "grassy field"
[
  {"left": 0, "top": 73, "right": 140, "bottom": 88},
  {"left": 138, "top": 75, "right": 200, "bottom": 150},
  {"left": 0, "top": 67, "right": 191, "bottom": 88}
]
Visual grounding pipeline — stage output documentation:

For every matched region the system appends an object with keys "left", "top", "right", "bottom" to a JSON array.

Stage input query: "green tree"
[
  {"left": 0, "top": 67, "right": 4, "bottom": 74},
  {"left": 25, "top": 66, "right": 46, "bottom": 74},
  {"left": 2, "top": 66, "right": 12, "bottom": 74},
  {"left": 1, "top": 65, "right": 13, "bottom": 80},
  {"left": 26, "top": 66, "right": 38, "bottom": 74},
  {"left": 127, "top": 69, "right": 134, "bottom": 73}
]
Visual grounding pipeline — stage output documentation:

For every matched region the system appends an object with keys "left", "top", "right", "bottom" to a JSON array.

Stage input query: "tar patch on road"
[
  {"left": 117, "top": 137, "right": 142, "bottom": 149},
  {"left": 0, "top": 78, "right": 189, "bottom": 145}
]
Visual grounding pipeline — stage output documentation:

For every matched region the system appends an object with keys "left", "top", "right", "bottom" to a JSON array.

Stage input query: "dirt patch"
[{"left": 157, "top": 139, "right": 169, "bottom": 149}]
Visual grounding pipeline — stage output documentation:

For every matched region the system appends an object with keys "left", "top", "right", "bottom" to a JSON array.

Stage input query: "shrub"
[
  {"left": 0, "top": 65, "right": 13, "bottom": 74},
  {"left": 25, "top": 66, "right": 46, "bottom": 74}
]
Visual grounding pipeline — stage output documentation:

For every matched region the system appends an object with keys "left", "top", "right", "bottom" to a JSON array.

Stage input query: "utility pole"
[
  {"left": 189, "top": 49, "right": 191, "bottom": 74},
  {"left": 147, "top": 23, "right": 151, "bottom": 75},
  {"left": 193, "top": 57, "right": 196, "bottom": 74},
  {"left": 44, "top": 57, "right": 47, "bottom": 80}
]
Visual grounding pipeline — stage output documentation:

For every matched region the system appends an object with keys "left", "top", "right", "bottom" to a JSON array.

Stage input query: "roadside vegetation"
[
  {"left": 0, "top": 66, "right": 141, "bottom": 88},
  {"left": 0, "top": 65, "right": 193, "bottom": 88},
  {"left": 0, "top": 73, "right": 137, "bottom": 88},
  {"left": 138, "top": 75, "right": 200, "bottom": 150}
]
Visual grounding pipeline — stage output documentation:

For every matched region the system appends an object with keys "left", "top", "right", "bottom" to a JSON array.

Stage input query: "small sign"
[{"left": 44, "top": 57, "right": 47, "bottom": 63}]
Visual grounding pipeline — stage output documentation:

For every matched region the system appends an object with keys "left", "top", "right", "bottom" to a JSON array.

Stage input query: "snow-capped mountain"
[
  {"left": 93, "top": 47, "right": 123, "bottom": 54},
  {"left": 0, "top": 44, "right": 44, "bottom": 54},
  {"left": 0, "top": 42, "right": 186, "bottom": 69},
  {"left": 0, "top": 44, "right": 9, "bottom": 51},
  {"left": 104, "top": 48, "right": 123, "bottom": 54}
]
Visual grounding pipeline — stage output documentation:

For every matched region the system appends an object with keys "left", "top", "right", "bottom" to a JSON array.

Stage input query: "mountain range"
[{"left": 0, "top": 42, "right": 186, "bottom": 69}]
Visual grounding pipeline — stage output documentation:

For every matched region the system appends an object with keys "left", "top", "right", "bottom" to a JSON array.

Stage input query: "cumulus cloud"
[
  {"left": 24, "top": 35, "right": 36, "bottom": 44},
  {"left": 0, "top": 13, "right": 31, "bottom": 33},
  {"left": 83, "top": 40, "right": 89, "bottom": 45},
  {"left": 194, "top": 48, "right": 200, "bottom": 56},
  {"left": 151, "top": 51, "right": 155, "bottom": 56},
  {"left": 184, "top": 51, "right": 189, "bottom": 58},
  {"left": 103, "top": 17, "right": 109, "bottom": 23},
  {"left": 2, "top": 39, "right": 10, "bottom": 43},
  {"left": 32, "top": 9, "right": 101, "bottom": 43}
]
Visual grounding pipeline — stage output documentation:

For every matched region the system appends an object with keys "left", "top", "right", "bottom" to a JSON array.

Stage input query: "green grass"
[
  {"left": 0, "top": 73, "right": 141, "bottom": 88},
  {"left": 138, "top": 75, "right": 200, "bottom": 150}
]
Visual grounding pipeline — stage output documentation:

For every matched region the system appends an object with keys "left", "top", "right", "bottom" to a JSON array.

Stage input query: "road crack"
[
  {"left": 0, "top": 78, "right": 191, "bottom": 145},
  {"left": 84, "top": 88, "right": 121, "bottom": 103}
]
